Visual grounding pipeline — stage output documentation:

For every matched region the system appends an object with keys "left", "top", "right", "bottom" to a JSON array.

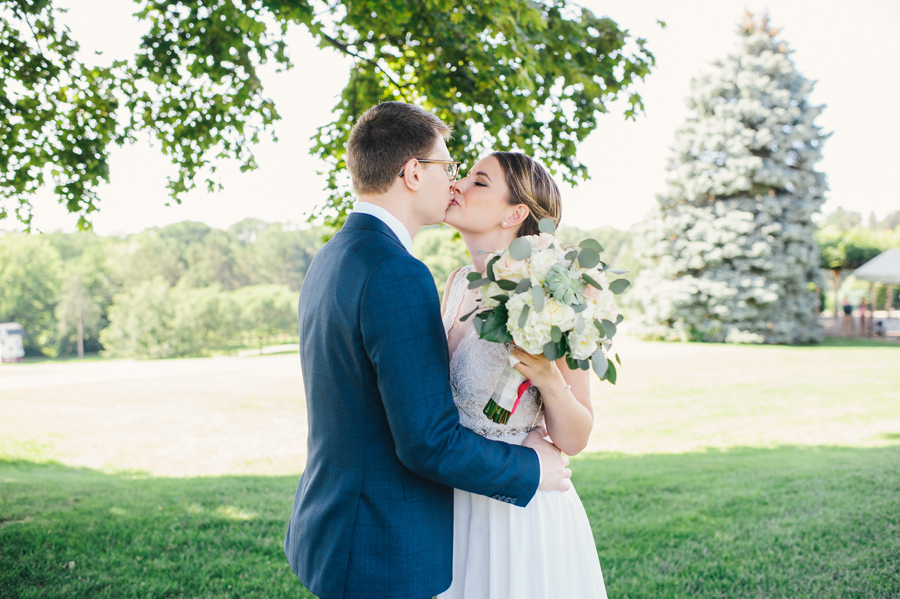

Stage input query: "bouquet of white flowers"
[{"left": 462, "top": 219, "right": 628, "bottom": 424}]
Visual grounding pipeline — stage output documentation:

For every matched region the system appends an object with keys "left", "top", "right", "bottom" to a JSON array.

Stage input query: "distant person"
[
  {"left": 842, "top": 297, "right": 853, "bottom": 335},
  {"left": 860, "top": 297, "right": 869, "bottom": 335}
]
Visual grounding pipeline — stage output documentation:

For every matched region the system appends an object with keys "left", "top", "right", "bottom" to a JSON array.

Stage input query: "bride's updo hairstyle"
[
  {"left": 491, "top": 152, "right": 562, "bottom": 238},
  {"left": 347, "top": 102, "right": 451, "bottom": 195}
]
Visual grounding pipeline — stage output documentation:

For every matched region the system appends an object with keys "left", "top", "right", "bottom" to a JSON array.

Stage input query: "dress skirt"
[{"left": 438, "top": 432, "right": 607, "bottom": 599}]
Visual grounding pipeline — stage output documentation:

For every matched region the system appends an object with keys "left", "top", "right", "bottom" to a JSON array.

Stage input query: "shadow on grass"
[
  {"left": 2, "top": 445, "right": 899, "bottom": 599},
  {"left": 820, "top": 336, "right": 900, "bottom": 348}
]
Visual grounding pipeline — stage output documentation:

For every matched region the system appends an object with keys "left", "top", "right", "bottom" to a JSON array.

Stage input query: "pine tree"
[{"left": 632, "top": 13, "right": 828, "bottom": 344}]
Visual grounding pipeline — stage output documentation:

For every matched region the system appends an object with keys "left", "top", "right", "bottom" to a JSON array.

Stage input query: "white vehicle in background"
[{"left": 0, "top": 323, "right": 25, "bottom": 363}]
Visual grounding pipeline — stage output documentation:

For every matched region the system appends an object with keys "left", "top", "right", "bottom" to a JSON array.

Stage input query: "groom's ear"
[
  {"left": 506, "top": 204, "right": 530, "bottom": 228},
  {"left": 398, "top": 158, "right": 423, "bottom": 191}
]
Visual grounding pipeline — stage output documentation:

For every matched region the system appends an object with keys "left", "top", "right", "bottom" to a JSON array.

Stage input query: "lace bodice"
[{"left": 443, "top": 265, "right": 544, "bottom": 437}]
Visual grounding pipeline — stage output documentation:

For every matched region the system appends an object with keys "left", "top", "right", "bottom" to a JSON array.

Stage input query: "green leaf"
[
  {"left": 577, "top": 248, "right": 600, "bottom": 269},
  {"left": 609, "top": 279, "right": 631, "bottom": 294},
  {"left": 539, "top": 218, "right": 557, "bottom": 234},
  {"left": 616, "top": 314, "right": 624, "bottom": 325},
  {"left": 565, "top": 250, "right": 579, "bottom": 262},
  {"left": 591, "top": 348, "right": 608, "bottom": 378},
  {"left": 573, "top": 303, "right": 588, "bottom": 313},
  {"left": 518, "top": 303, "right": 531, "bottom": 328},
  {"left": 473, "top": 315, "right": 484, "bottom": 335},
  {"left": 468, "top": 278, "right": 491, "bottom": 289},
  {"left": 479, "top": 305, "right": 513, "bottom": 343},
  {"left": 491, "top": 295, "right": 510, "bottom": 304},
  {"left": 515, "top": 278, "right": 532, "bottom": 293},
  {"left": 485, "top": 255, "right": 501, "bottom": 282},
  {"left": 582, "top": 274, "right": 603, "bottom": 290},
  {"left": 543, "top": 340, "right": 562, "bottom": 361},
  {"left": 608, "top": 269, "right": 629, "bottom": 275},
  {"left": 532, "top": 286, "right": 545, "bottom": 312},
  {"left": 565, "top": 354, "right": 580, "bottom": 371},
  {"left": 466, "top": 271, "right": 482, "bottom": 283},
  {"left": 601, "top": 319, "right": 617, "bottom": 338},
  {"left": 460, "top": 307, "right": 479, "bottom": 322},
  {"left": 615, "top": 353, "right": 622, "bottom": 366},
  {"left": 551, "top": 325, "right": 562, "bottom": 343},
  {"left": 606, "top": 360, "right": 618, "bottom": 385},
  {"left": 578, "top": 359, "right": 590, "bottom": 371},
  {"left": 496, "top": 279, "right": 519, "bottom": 291},
  {"left": 579, "top": 239, "right": 604, "bottom": 253},
  {"left": 509, "top": 237, "right": 532, "bottom": 261}
]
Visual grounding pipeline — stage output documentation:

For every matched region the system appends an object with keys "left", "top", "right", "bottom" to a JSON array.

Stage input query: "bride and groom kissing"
[{"left": 284, "top": 102, "right": 607, "bottom": 599}]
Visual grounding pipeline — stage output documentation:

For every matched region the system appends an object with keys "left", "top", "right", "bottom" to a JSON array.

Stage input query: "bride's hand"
[{"left": 510, "top": 346, "right": 566, "bottom": 392}]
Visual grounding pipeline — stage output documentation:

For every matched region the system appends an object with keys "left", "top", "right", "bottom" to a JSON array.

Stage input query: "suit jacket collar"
[{"left": 343, "top": 211, "right": 410, "bottom": 254}]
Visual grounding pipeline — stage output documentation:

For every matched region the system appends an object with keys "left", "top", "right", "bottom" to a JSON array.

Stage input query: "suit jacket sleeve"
[{"left": 360, "top": 254, "right": 540, "bottom": 505}]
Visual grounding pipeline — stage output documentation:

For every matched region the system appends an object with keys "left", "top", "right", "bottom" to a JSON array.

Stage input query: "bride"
[{"left": 439, "top": 151, "right": 608, "bottom": 599}]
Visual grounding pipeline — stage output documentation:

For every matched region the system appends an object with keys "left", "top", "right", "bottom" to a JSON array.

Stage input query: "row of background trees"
[{"left": 1, "top": 210, "right": 896, "bottom": 359}]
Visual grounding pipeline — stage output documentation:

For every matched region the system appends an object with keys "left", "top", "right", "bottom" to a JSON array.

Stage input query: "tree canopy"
[{"left": 1, "top": 0, "right": 656, "bottom": 230}]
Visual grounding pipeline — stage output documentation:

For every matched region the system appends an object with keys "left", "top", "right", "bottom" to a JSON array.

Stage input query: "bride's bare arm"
[{"left": 510, "top": 347, "right": 593, "bottom": 456}]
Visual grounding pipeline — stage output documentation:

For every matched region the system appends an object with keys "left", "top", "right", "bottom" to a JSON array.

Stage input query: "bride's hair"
[
  {"left": 347, "top": 102, "right": 451, "bottom": 195},
  {"left": 491, "top": 152, "right": 562, "bottom": 237}
]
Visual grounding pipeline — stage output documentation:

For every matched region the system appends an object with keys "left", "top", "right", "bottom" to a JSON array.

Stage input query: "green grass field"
[{"left": 1, "top": 337, "right": 899, "bottom": 598}]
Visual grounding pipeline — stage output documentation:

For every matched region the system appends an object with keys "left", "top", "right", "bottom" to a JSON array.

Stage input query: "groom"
[{"left": 284, "top": 102, "right": 571, "bottom": 599}]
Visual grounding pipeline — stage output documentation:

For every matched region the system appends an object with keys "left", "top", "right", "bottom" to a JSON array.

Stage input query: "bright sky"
[{"left": 18, "top": 0, "right": 900, "bottom": 235}]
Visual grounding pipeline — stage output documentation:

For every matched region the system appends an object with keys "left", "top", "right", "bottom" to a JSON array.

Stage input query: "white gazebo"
[{"left": 853, "top": 248, "right": 900, "bottom": 335}]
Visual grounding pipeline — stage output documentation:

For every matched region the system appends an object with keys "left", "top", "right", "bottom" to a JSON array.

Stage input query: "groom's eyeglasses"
[{"left": 398, "top": 159, "right": 461, "bottom": 180}]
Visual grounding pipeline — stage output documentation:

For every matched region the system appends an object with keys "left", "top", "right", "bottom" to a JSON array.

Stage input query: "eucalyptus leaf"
[
  {"left": 518, "top": 303, "right": 531, "bottom": 329},
  {"left": 577, "top": 248, "right": 600, "bottom": 269},
  {"left": 573, "top": 303, "right": 588, "bottom": 313},
  {"left": 466, "top": 271, "right": 482, "bottom": 283},
  {"left": 616, "top": 314, "right": 624, "bottom": 325},
  {"left": 575, "top": 316, "right": 585, "bottom": 334},
  {"left": 608, "top": 269, "right": 629, "bottom": 275},
  {"left": 479, "top": 305, "right": 513, "bottom": 343},
  {"left": 578, "top": 238, "right": 604, "bottom": 253},
  {"left": 496, "top": 279, "right": 519, "bottom": 291},
  {"left": 543, "top": 340, "right": 562, "bottom": 361},
  {"left": 601, "top": 319, "right": 617, "bottom": 338},
  {"left": 532, "top": 286, "right": 545, "bottom": 312},
  {"left": 578, "top": 359, "right": 590, "bottom": 371},
  {"left": 539, "top": 218, "right": 557, "bottom": 234},
  {"left": 591, "top": 348, "right": 608, "bottom": 378},
  {"left": 491, "top": 295, "right": 510, "bottom": 304},
  {"left": 615, "top": 353, "right": 622, "bottom": 366},
  {"left": 565, "top": 250, "right": 579, "bottom": 262},
  {"left": 551, "top": 325, "right": 562, "bottom": 343},
  {"left": 609, "top": 279, "right": 631, "bottom": 294},
  {"left": 582, "top": 274, "right": 603, "bottom": 290},
  {"left": 509, "top": 237, "right": 532, "bottom": 261},
  {"left": 468, "top": 278, "right": 491, "bottom": 289},
  {"left": 459, "top": 307, "right": 479, "bottom": 322},
  {"left": 473, "top": 315, "right": 484, "bottom": 335},
  {"left": 515, "top": 278, "right": 532, "bottom": 293},
  {"left": 485, "top": 255, "right": 501, "bottom": 282},
  {"left": 606, "top": 360, "right": 618, "bottom": 385},
  {"left": 565, "top": 354, "right": 580, "bottom": 371}
]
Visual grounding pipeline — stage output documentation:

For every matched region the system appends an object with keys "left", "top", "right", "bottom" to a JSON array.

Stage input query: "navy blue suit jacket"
[{"left": 284, "top": 213, "right": 540, "bottom": 599}]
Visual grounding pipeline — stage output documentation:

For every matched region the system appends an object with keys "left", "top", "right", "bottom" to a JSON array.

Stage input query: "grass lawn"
[{"left": 1, "top": 337, "right": 899, "bottom": 598}]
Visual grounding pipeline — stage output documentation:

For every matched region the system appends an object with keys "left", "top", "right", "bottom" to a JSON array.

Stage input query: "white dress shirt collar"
[{"left": 353, "top": 202, "right": 414, "bottom": 255}]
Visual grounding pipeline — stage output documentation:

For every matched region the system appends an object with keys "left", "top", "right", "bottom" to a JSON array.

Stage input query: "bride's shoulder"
[{"left": 440, "top": 265, "right": 473, "bottom": 317}]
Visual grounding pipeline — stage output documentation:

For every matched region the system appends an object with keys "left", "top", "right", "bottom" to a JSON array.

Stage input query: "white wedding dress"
[{"left": 438, "top": 265, "right": 608, "bottom": 599}]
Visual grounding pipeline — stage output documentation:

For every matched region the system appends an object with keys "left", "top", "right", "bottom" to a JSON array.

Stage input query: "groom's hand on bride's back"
[{"left": 523, "top": 428, "right": 572, "bottom": 492}]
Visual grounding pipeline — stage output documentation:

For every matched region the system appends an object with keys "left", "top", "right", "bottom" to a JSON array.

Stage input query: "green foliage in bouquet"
[{"left": 462, "top": 219, "right": 630, "bottom": 423}]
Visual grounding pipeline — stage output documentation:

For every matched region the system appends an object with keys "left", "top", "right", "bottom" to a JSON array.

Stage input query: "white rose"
[
  {"left": 492, "top": 252, "right": 529, "bottom": 282},
  {"left": 527, "top": 232, "right": 559, "bottom": 252},
  {"left": 588, "top": 289, "right": 618, "bottom": 323},
  {"left": 536, "top": 298, "right": 576, "bottom": 332},
  {"left": 528, "top": 249, "right": 558, "bottom": 284},
  {"left": 568, "top": 324, "right": 601, "bottom": 360}
]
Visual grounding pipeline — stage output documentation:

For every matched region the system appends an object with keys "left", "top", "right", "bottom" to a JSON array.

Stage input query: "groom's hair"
[{"left": 347, "top": 102, "right": 451, "bottom": 195}]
